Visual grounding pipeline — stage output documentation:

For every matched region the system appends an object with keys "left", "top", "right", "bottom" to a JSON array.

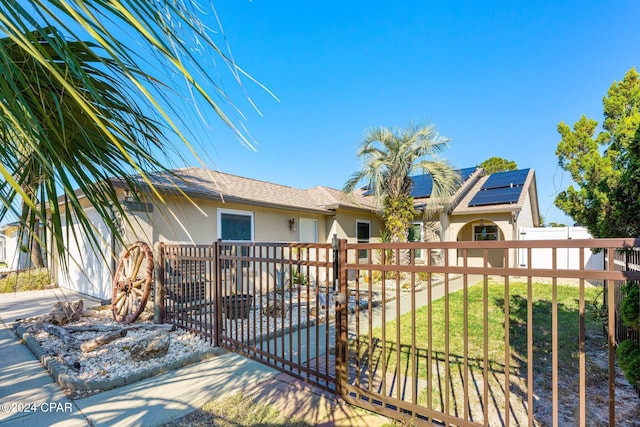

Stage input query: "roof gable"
[{"left": 452, "top": 168, "right": 537, "bottom": 215}]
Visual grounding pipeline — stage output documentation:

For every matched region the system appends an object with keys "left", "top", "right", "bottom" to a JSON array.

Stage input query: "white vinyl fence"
[{"left": 518, "top": 226, "right": 603, "bottom": 270}]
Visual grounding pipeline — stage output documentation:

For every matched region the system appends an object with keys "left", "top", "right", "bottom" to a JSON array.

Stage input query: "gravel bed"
[{"left": 15, "top": 307, "right": 216, "bottom": 397}]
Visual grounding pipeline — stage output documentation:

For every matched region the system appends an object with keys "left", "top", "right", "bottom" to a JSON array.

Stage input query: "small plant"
[
  {"left": 291, "top": 267, "right": 307, "bottom": 286},
  {"left": 417, "top": 271, "right": 431, "bottom": 283},
  {"left": 589, "top": 287, "right": 608, "bottom": 324},
  {"left": 368, "top": 270, "right": 399, "bottom": 283},
  {"left": 617, "top": 339, "right": 640, "bottom": 385}
]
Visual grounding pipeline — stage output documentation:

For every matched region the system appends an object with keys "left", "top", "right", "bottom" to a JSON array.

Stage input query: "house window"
[
  {"left": 356, "top": 220, "right": 370, "bottom": 259},
  {"left": 408, "top": 222, "right": 423, "bottom": 259},
  {"left": 474, "top": 224, "right": 499, "bottom": 241},
  {"left": 218, "top": 209, "right": 254, "bottom": 241},
  {"left": 299, "top": 218, "right": 318, "bottom": 243}
]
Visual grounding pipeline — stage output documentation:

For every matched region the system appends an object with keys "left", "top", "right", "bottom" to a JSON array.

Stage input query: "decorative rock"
[
  {"left": 15, "top": 308, "right": 213, "bottom": 395},
  {"left": 49, "top": 300, "right": 84, "bottom": 325},
  {"left": 263, "top": 300, "right": 288, "bottom": 317},
  {"left": 129, "top": 329, "right": 171, "bottom": 360}
]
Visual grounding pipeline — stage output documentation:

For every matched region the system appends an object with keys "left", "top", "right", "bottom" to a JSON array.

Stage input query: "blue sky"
[{"left": 182, "top": 1, "right": 639, "bottom": 225}]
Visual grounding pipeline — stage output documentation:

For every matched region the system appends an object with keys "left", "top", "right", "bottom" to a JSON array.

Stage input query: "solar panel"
[
  {"left": 458, "top": 167, "right": 477, "bottom": 182},
  {"left": 469, "top": 185, "right": 523, "bottom": 207},
  {"left": 409, "top": 167, "right": 479, "bottom": 198},
  {"left": 410, "top": 174, "right": 434, "bottom": 198},
  {"left": 481, "top": 168, "right": 529, "bottom": 190},
  {"left": 362, "top": 166, "right": 480, "bottom": 198}
]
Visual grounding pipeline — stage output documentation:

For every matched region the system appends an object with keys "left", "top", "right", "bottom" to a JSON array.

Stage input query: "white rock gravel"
[{"left": 23, "top": 307, "right": 213, "bottom": 391}]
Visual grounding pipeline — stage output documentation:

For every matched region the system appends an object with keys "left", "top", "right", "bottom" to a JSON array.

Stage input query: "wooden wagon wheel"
[{"left": 112, "top": 241, "right": 153, "bottom": 323}]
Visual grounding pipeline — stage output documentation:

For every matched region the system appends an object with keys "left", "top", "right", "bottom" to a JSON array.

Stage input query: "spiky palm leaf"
[
  {"left": 0, "top": 2, "right": 262, "bottom": 266},
  {"left": 0, "top": 26, "right": 172, "bottom": 267}
]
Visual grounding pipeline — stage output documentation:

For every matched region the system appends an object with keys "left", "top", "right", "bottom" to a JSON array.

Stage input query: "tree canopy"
[
  {"left": 555, "top": 67, "right": 640, "bottom": 237},
  {"left": 478, "top": 157, "right": 517, "bottom": 174},
  {"left": 344, "top": 123, "right": 460, "bottom": 242}
]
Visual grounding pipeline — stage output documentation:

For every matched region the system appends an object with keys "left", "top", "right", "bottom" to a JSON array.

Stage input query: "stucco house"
[
  {"left": 50, "top": 167, "right": 384, "bottom": 299},
  {"left": 4, "top": 165, "right": 539, "bottom": 299},
  {"left": 112, "top": 167, "right": 385, "bottom": 245}
]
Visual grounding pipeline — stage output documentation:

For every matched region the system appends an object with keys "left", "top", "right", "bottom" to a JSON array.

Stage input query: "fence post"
[
  {"left": 153, "top": 241, "right": 165, "bottom": 324},
  {"left": 333, "top": 235, "right": 348, "bottom": 396},
  {"left": 607, "top": 248, "right": 616, "bottom": 424},
  {"left": 213, "top": 239, "right": 222, "bottom": 347}
]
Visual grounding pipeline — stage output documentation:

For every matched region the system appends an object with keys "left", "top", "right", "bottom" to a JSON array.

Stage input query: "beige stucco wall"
[
  {"left": 449, "top": 213, "right": 515, "bottom": 242},
  {"left": 138, "top": 196, "right": 217, "bottom": 244},
  {"left": 448, "top": 213, "right": 519, "bottom": 268},
  {"left": 123, "top": 196, "right": 383, "bottom": 290},
  {"left": 50, "top": 189, "right": 383, "bottom": 299},
  {"left": 515, "top": 191, "right": 536, "bottom": 229},
  {"left": 328, "top": 209, "right": 383, "bottom": 244},
  {"left": 121, "top": 194, "right": 381, "bottom": 246}
]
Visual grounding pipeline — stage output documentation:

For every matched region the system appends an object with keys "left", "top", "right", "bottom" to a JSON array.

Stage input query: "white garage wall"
[
  {"left": 2, "top": 229, "right": 23, "bottom": 271},
  {"left": 518, "top": 226, "right": 603, "bottom": 270},
  {"left": 57, "top": 207, "right": 114, "bottom": 300}
]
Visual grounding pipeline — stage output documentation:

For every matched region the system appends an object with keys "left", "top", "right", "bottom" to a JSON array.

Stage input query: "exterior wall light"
[{"left": 289, "top": 218, "right": 296, "bottom": 231}]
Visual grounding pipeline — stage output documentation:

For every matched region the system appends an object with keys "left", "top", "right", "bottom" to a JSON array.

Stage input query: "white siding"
[{"left": 57, "top": 207, "right": 114, "bottom": 300}]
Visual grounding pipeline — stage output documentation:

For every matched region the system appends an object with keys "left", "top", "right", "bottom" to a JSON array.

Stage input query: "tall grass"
[{"left": 0, "top": 268, "right": 52, "bottom": 293}]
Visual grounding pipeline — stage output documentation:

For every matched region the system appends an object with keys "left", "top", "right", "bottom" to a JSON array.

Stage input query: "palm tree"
[
  {"left": 344, "top": 123, "right": 460, "bottom": 243},
  {"left": 0, "top": 27, "right": 172, "bottom": 268},
  {"left": 0, "top": 2, "right": 265, "bottom": 265}
]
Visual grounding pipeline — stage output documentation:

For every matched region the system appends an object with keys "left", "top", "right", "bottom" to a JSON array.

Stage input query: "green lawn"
[
  {"left": 349, "top": 281, "right": 602, "bottom": 418},
  {"left": 354, "top": 281, "right": 601, "bottom": 375}
]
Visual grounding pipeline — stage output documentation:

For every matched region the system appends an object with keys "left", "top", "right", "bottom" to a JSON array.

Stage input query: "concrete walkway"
[{"left": 0, "top": 288, "right": 390, "bottom": 426}]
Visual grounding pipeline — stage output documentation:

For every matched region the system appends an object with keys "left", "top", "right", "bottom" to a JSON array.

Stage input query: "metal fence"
[
  {"left": 613, "top": 248, "right": 640, "bottom": 397},
  {"left": 159, "top": 241, "right": 337, "bottom": 392},
  {"left": 156, "top": 237, "right": 640, "bottom": 426}
]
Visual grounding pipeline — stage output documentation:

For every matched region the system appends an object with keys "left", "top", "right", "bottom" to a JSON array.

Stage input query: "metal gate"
[
  {"left": 159, "top": 241, "right": 338, "bottom": 392},
  {"left": 335, "top": 238, "right": 640, "bottom": 426},
  {"left": 333, "top": 239, "right": 486, "bottom": 426},
  {"left": 159, "top": 238, "right": 640, "bottom": 426}
]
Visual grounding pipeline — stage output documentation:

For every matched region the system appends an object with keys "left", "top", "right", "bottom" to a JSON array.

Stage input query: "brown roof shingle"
[{"left": 124, "top": 167, "right": 379, "bottom": 214}]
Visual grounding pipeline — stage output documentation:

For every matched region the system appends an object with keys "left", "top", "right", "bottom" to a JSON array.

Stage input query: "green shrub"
[
  {"left": 617, "top": 338, "right": 640, "bottom": 385},
  {"left": 621, "top": 281, "right": 640, "bottom": 328},
  {"left": 417, "top": 271, "right": 431, "bottom": 282}
]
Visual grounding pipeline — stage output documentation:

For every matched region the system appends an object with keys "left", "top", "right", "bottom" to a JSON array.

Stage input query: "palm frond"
[
  {"left": 345, "top": 121, "right": 458, "bottom": 241},
  {"left": 0, "top": 1, "right": 269, "bottom": 267}
]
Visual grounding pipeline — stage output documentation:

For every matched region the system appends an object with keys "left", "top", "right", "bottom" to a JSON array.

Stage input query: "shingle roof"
[{"left": 119, "top": 167, "right": 379, "bottom": 214}]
